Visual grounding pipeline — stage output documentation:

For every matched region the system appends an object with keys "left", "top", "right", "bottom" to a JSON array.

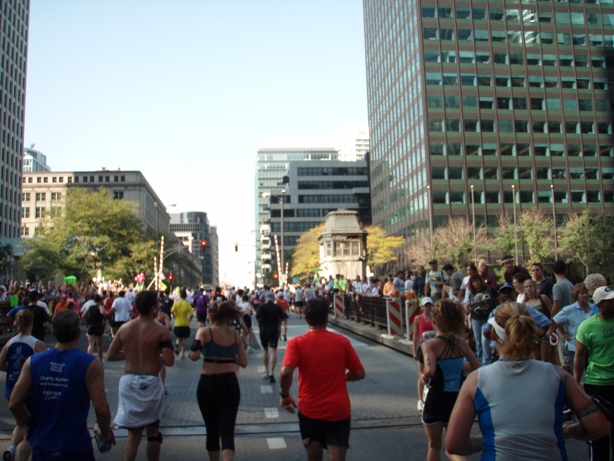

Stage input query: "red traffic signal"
[
  {"left": 273, "top": 273, "right": 278, "bottom": 279},
  {"left": 200, "top": 240, "right": 207, "bottom": 248},
  {"left": 168, "top": 274, "right": 174, "bottom": 282}
]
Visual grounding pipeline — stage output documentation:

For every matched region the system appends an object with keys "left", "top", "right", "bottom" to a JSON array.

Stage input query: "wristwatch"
[{"left": 279, "top": 391, "right": 289, "bottom": 398}]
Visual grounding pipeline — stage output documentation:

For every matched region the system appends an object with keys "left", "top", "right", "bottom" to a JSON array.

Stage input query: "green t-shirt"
[{"left": 576, "top": 314, "right": 614, "bottom": 385}]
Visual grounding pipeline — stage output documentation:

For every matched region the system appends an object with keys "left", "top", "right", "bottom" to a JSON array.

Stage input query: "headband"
[{"left": 487, "top": 317, "right": 506, "bottom": 344}]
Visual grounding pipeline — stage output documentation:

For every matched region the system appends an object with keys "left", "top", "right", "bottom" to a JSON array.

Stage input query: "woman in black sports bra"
[{"left": 188, "top": 301, "right": 247, "bottom": 461}]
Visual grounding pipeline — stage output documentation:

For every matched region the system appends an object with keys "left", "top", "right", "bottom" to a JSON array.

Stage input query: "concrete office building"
[
  {"left": 21, "top": 170, "right": 170, "bottom": 238},
  {"left": 363, "top": 0, "right": 614, "bottom": 266},
  {"left": 255, "top": 144, "right": 339, "bottom": 281},
  {"left": 1, "top": 1, "right": 30, "bottom": 239},
  {"left": 23, "top": 146, "right": 51, "bottom": 172},
  {"left": 170, "top": 211, "right": 219, "bottom": 287}
]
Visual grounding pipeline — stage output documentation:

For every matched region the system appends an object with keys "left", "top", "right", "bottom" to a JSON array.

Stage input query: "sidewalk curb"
[{"left": 328, "top": 316, "right": 415, "bottom": 357}]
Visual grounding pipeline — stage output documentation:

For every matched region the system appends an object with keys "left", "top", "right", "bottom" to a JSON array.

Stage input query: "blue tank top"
[
  {"left": 429, "top": 335, "right": 465, "bottom": 393},
  {"left": 4, "top": 335, "right": 38, "bottom": 399},
  {"left": 203, "top": 327, "right": 237, "bottom": 359},
  {"left": 28, "top": 348, "right": 95, "bottom": 452}
]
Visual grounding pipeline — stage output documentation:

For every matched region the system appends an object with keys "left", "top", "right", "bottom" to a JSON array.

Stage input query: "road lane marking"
[
  {"left": 261, "top": 386, "right": 273, "bottom": 393},
  {"left": 265, "top": 407, "right": 279, "bottom": 419},
  {"left": 267, "top": 437, "right": 286, "bottom": 449},
  {"left": 257, "top": 366, "right": 265, "bottom": 373}
]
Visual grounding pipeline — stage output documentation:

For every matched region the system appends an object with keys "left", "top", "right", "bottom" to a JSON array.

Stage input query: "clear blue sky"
[{"left": 24, "top": 0, "right": 368, "bottom": 286}]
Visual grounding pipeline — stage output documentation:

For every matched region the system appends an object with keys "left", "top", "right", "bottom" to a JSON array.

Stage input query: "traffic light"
[
  {"left": 168, "top": 274, "right": 174, "bottom": 282},
  {"left": 273, "top": 273, "right": 278, "bottom": 279},
  {"left": 200, "top": 240, "right": 207, "bottom": 248},
  {"left": 234, "top": 242, "right": 238, "bottom": 252}
]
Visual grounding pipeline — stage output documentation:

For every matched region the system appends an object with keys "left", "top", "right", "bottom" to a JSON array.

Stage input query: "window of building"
[
  {"left": 511, "top": 76, "right": 525, "bottom": 87},
  {"left": 498, "top": 98, "right": 511, "bottom": 110},
  {"left": 502, "top": 167, "right": 516, "bottom": 179},
  {"left": 467, "top": 167, "right": 481, "bottom": 179},
  {"left": 52, "top": 177, "right": 57, "bottom": 183},
  {"left": 444, "top": 96, "right": 459, "bottom": 108},
  {"left": 499, "top": 120, "right": 514, "bottom": 132},
  {"left": 496, "top": 76, "right": 510, "bottom": 87},
  {"left": 448, "top": 167, "right": 463, "bottom": 179},
  {"left": 479, "top": 97, "right": 494, "bottom": 109},
  {"left": 432, "top": 191, "right": 446, "bottom": 204},
  {"left": 513, "top": 98, "right": 527, "bottom": 110},
  {"left": 430, "top": 143, "right": 445, "bottom": 155},
  {"left": 600, "top": 145, "right": 613, "bottom": 157},
  {"left": 465, "top": 119, "right": 479, "bottom": 132},
  {"left": 483, "top": 167, "right": 498, "bottom": 180},
  {"left": 22, "top": 192, "right": 29, "bottom": 202},
  {"left": 517, "top": 144, "right": 531, "bottom": 156},
  {"left": 519, "top": 191, "right": 534, "bottom": 203},
  {"left": 476, "top": 52, "right": 490, "bottom": 63},
  {"left": 35, "top": 192, "right": 45, "bottom": 202},
  {"left": 59, "top": 177, "right": 64, "bottom": 183},
  {"left": 121, "top": 176, "right": 126, "bottom": 182},
  {"left": 461, "top": 75, "right": 476, "bottom": 86},
  {"left": 35, "top": 207, "right": 45, "bottom": 218},
  {"left": 21, "top": 226, "right": 29, "bottom": 237},
  {"left": 481, "top": 120, "right": 495, "bottom": 132},
  {"left": 297, "top": 209, "right": 320, "bottom": 217},
  {"left": 485, "top": 191, "right": 499, "bottom": 203},
  {"left": 432, "top": 167, "right": 446, "bottom": 179},
  {"left": 571, "top": 191, "right": 585, "bottom": 203},
  {"left": 43, "top": 177, "right": 48, "bottom": 183},
  {"left": 113, "top": 191, "right": 124, "bottom": 200},
  {"left": 565, "top": 122, "right": 578, "bottom": 133},
  {"left": 548, "top": 121, "right": 562, "bottom": 133},
  {"left": 51, "top": 192, "right": 61, "bottom": 201},
  {"left": 515, "top": 120, "right": 530, "bottom": 132},
  {"left": 21, "top": 207, "right": 29, "bottom": 218}
]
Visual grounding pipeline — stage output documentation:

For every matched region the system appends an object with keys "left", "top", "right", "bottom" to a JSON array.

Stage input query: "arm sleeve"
[
  {"left": 575, "top": 321, "right": 590, "bottom": 347},
  {"left": 345, "top": 341, "right": 364, "bottom": 373},
  {"left": 553, "top": 305, "right": 572, "bottom": 325},
  {"left": 552, "top": 284, "right": 563, "bottom": 302},
  {"left": 282, "top": 338, "right": 298, "bottom": 368}
]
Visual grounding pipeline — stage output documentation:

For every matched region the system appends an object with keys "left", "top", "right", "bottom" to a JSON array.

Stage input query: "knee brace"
[{"left": 147, "top": 432, "right": 163, "bottom": 444}]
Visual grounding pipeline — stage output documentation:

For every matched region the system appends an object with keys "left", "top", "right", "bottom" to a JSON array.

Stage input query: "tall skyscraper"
[
  {"left": 363, "top": 0, "right": 614, "bottom": 266},
  {"left": 23, "top": 146, "right": 51, "bottom": 172},
  {"left": 2, "top": 0, "right": 30, "bottom": 238},
  {"left": 170, "top": 211, "right": 218, "bottom": 287}
]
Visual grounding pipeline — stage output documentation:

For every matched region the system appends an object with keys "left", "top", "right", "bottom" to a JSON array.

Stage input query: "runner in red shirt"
[
  {"left": 279, "top": 297, "right": 365, "bottom": 461},
  {"left": 275, "top": 292, "right": 289, "bottom": 341}
]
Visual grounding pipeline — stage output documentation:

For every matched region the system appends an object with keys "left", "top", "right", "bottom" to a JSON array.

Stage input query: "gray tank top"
[{"left": 475, "top": 360, "right": 567, "bottom": 461}]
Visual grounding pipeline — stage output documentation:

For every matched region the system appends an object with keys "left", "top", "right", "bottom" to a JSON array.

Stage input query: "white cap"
[
  {"left": 421, "top": 297, "right": 433, "bottom": 306},
  {"left": 593, "top": 286, "right": 614, "bottom": 305}
]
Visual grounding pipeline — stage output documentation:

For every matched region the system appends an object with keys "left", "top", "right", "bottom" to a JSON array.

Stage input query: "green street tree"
[
  {"left": 490, "top": 212, "right": 516, "bottom": 258},
  {"left": 22, "top": 188, "right": 157, "bottom": 283},
  {"left": 434, "top": 217, "right": 487, "bottom": 269},
  {"left": 519, "top": 208, "right": 553, "bottom": 265},
  {"left": 365, "top": 225, "right": 405, "bottom": 275},
  {"left": 290, "top": 224, "right": 324, "bottom": 277},
  {"left": 559, "top": 209, "right": 614, "bottom": 278}
]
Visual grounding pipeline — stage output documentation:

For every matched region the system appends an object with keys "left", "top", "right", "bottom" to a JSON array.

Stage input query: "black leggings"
[
  {"left": 197, "top": 373, "right": 241, "bottom": 452},
  {"left": 583, "top": 383, "right": 614, "bottom": 461}
]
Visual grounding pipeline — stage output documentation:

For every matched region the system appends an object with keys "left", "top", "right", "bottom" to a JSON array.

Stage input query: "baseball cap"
[
  {"left": 421, "top": 297, "right": 433, "bottom": 306},
  {"left": 276, "top": 292, "right": 283, "bottom": 298},
  {"left": 498, "top": 282, "right": 514, "bottom": 292},
  {"left": 429, "top": 259, "right": 437, "bottom": 265},
  {"left": 593, "top": 286, "right": 614, "bottom": 305}
]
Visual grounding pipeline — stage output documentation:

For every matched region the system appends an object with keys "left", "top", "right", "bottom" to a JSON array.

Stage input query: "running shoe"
[
  {"left": 174, "top": 344, "right": 180, "bottom": 356},
  {"left": 269, "top": 374, "right": 276, "bottom": 384},
  {"left": 246, "top": 346, "right": 254, "bottom": 353},
  {"left": 417, "top": 400, "right": 424, "bottom": 412},
  {"left": 3, "top": 447, "right": 15, "bottom": 461},
  {"left": 164, "top": 385, "right": 168, "bottom": 395},
  {"left": 262, "top": 372, "right": 270, "bottom": 379},
  {"left": 283, "top": 335, "right": 287, "bottom": 341}
]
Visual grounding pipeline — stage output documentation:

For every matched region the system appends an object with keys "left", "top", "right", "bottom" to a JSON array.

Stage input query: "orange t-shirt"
[
  {"left": 276, "top": 298, "right": 289, "bottom": 314},
  {"left": 282, "top": 329, "right": 363, "bottom": 421}
]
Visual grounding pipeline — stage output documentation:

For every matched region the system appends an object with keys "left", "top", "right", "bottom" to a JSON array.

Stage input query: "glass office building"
[
  {"left": 2, "top": 0, "right": 30, "bottom": 238},
  {"left": 363, "top": 0, "right": 614, "bottom": 265}
]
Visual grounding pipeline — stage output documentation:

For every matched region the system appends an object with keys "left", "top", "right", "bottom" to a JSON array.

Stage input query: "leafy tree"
[
  {"left": 519, "top": 208, "right": 553, "bottom": 265},
  {"left": 365, "top": 225, "right": 404, "bottom": 275},
  {"left": 22, "top": 188, "right": 156, "bottom": 283},
  {"left": 433, "top": 217, "right": 487, "bottom": 269},
  {"left": 559, "top": 209, "right": 614, "bottom": 278},
  {"left": 290, "top": 224, "right": 324, "bottom": 277},
  {"left": 490, "top": 212, "right": 516, "bottom": 258}
]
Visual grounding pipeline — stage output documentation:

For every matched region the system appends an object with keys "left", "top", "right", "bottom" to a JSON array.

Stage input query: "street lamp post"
[
  {"left": 427, "top": 185, "right": 433, "bottom": 257},
  {"left": 512, "top": 184, "right": 518, "bottom": 264},
  {"left": 280, "top": 190, "right": 286, "bottom": 286},
  {"left": 551, "top": 184, "right": 558, "bottom": 259},
  {"left": 471, "top": 184, "right": 476, "bottom": 264},
  {"left": 262, "top": 190, "right": 286, "bottom": 287}
]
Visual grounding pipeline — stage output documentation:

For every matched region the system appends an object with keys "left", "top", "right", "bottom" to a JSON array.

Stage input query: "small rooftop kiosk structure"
[{"left": 318, "top": 210, "right": 367, "bottom": 281}]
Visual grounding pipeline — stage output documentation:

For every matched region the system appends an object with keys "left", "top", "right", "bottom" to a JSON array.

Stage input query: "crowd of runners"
[{"left": 0, "top": 258, "right": 611, "bottom": 461}]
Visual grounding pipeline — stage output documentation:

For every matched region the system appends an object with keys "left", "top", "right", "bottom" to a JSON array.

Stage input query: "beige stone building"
[{"left": 21, "top": 170, "right": 170, "bottom": 238}]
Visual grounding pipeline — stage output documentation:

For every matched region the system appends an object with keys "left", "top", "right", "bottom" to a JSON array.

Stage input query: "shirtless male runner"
[{"left": 107, "top": 290, "right": 175, "bottom": 461}]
